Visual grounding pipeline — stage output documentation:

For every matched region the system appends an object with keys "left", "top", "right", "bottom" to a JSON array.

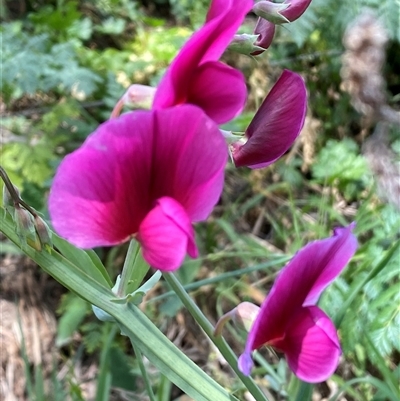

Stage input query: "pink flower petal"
[
  {"left": 154, "top": 105, "right": 228, "bottom": 221},
  {"left": 49, "top": 105, "right": 227, "bottom": 250},
  {"left": 138, "top": 197, "right": 198, "bottom": 271},
  {"left": 304, "top": 224, "right": 358, "bottom": 305},
  {"left": 238, "top": 352, "right": 255, "bottom": 376},
  {"left": 49, "top": 112, "right": 155, "bottom": 248},
  {"left": 153, "top": 0, "right": 252, "bottom": 123},
  {"left": 188, "top": 61, "right": 247, "bottom": 124},
  {"left": 243, "top": 224, "right": 356, "bottom": 352},
  {"left": 232, "top": 69, "right": 307, "bottom": 168},
  {"left": 276, "top": 306, "right": 341, "bottom": 383}
]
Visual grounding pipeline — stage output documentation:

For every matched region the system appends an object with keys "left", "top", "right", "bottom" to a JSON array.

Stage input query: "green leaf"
[
  {"left": 109, "top": 347, "right": 136, "bottom": 391},
  {"left": 56, "top": 295, "right": 89, "bottom": 347},
  {"left": 363, "top": 331, "right": 400, "bottom": 398},
  {"left": 334, "top": 240, "right": 400, "bottom": 328},
  {"left": 95, "top": 17, "right": 126, "bottom": 35},
  {"left": 52, "top": 234, "right": 112, "bottom": 288},
  {"left": 95, "top": 325, "right": 117, "bottom": 401}
]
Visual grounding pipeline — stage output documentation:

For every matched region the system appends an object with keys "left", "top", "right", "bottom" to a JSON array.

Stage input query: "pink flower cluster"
[
  {"left": 48, "top": 0, "right": 355, "bottom": 384},
  {"left": 49, "top": 0, "right": 307, "bottom": 271}
]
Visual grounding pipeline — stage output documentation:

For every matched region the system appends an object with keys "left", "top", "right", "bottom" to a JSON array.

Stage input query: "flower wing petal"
[
  {"left": 138, "top": 197, "right": 198, "bottom": 271},
  {"left": 279, "top": 306, "right": 341, "bottom": 383},
  {"left": 189, "top": 61, "right": 247, "bottom": 124}
]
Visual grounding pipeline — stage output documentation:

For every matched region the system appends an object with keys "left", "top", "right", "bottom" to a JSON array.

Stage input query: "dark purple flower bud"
[
  {"left": 281, "top": 0, "right": 312, "bottom": 22},
  {"left": 252, "top": 18, "right": 276, "bottom": 54}
]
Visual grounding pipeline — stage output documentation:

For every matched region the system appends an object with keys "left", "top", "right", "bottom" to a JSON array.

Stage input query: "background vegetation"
[{"left": 1, "top": 0, "right": 399, "bottom": 400}]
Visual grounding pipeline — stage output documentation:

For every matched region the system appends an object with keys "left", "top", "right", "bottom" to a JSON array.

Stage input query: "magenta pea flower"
[
  {"left": 152, "top": 0, "right": 253, "bottom": 124},
  {"left": 238, "top": 224, "right": 357, "bottom": 383},
  {"left": 231, "top": 69, "right": 307, "bottom": 169},
  {"left": 48, "top": 105, "right": 227, "bottom": 271}
]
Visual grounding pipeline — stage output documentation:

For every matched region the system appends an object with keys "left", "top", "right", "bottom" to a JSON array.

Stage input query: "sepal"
[{"left": 253, "top": 1, "right": 290, "bottom": 25}]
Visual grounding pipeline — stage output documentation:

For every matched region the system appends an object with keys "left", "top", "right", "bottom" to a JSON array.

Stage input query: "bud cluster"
[{"left": 1, "top": 170, "right": 52, "bottom": 252}]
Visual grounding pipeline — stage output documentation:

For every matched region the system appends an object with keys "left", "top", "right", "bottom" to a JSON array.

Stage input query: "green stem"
[
  {"left": 131, "top": 340, "right": 157, "bottom": 401},
  {"left": 0, "top": 165, "right": 38, "bottom": 217},
  {"left": 150, "top": 256, "right": 289, "bottom": 303},
  {"left": 117, "top": 240, "right": 149, "bottom": 297},
  {"left": 253, "top": 351, "right": 282, "bottom": 384},
  {"left": 294, "top": 381, "right": 313, "bottom": 401},
  {"left": 163, "top": 272, "right": 270, "bottom": 401},
  {"left": 118, "top": 240, "right": 138, "bottom": 296}
]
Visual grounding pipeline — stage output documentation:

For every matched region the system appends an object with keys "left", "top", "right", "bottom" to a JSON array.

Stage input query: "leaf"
[
  {"left": 56, "top": 296, "right": 89, "bottom": 347},
  {"left": 379, "top": 0, "right": 400, "bottom": 42},
  {"left": 0, "top": 26, "right": 102, "bottom": 99},
  {"left": 109, "top": 347, "right": 136, "bottom": 391},
  {"left": 95, "top": 17, "right": 126, "bottom": 35},
  {"left": 52, "top": 234, "right": 112, "bottom": 288},
  {"left": 312, "top": 139, "right": 369, "bottom": 184}
]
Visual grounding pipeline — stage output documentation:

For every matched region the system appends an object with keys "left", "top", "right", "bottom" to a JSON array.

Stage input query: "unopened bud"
[
  {"left": 214, "top": 302, "right": 260, "bottom": 337},
  {"left": 3, "top": 184, "right": 19, "bottom": 214},
  {"left": 231, "top": 302, "right": 260, "bottom": 332},
  {"left": 34, "top": 216, "right": 53, "bottom": 251},
  {"left": 228, "top": 34, "right": 265, "bottom": 56},
  {"left": 14, "top": 207, "right": 40, "bottom": 250},
  {"left": 123, "top": 84, "right": 156, "bottom": 109},
  {"left": 110, "top": 84, "right": 156, "bottom": 118},
  {"left": 252, "top": 18, "right": 276, "bottom": 54},
  {"left": 281, "top": 0, "right": 312, "bottom": 23},
  {"left": 253, "top": 1, "right": 290, "bottom": 25}
]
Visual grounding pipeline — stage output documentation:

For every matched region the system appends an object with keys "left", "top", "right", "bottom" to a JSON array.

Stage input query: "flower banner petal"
[
  {"left": 232, "top": 69, "right": 307, "bottom": 168},
  {"left": 304, "top": 224, "right": 358, "bottom": 305},
  {"left": 49, "top": 112, "right": 155, "bottom": 248},
  {"left": 155, "top": 105, "right": 228, "bottom": 221},
  {"left": 252, "top": 18, "right": 276, "bottom": 54},
  {"left": 49, "top": 106, "right": 227, "bottom": 254},
  {"left": 138, "top": 197, "right": 198, "bottom": 271}
]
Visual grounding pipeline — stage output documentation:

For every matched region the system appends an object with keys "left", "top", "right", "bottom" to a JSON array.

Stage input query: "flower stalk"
[{"left": 163, "top": 272, "right": 271, "bottom": 401}]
